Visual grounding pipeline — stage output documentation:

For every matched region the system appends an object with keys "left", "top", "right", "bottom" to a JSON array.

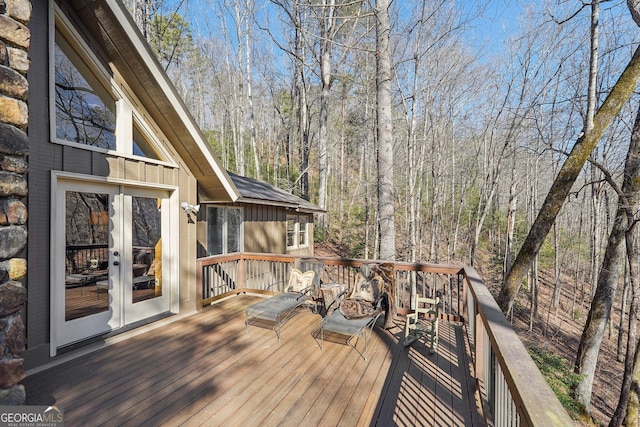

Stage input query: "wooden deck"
[{"left": 24, "top": 295, "right": 484, "bottom": 426}]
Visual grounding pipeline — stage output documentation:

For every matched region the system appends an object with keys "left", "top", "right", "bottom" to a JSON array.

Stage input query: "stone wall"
[{"left": 0, "top": 0, "right": 30, "bottom": 405}]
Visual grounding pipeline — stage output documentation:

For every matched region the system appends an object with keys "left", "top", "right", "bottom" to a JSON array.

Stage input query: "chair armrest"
[
  {"left": 335, "top": 289, "right": 349, "bottom": 301},
  {"left": 266, "top": 280, "right": 287, "bottom": 291},
  {"left": 296, "top": 286, "right": 314, "bottom": 300}
]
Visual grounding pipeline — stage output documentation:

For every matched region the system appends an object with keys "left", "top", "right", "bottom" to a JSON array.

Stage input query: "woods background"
[{"left": 122, "top": 0, "right": 640, "bottom": 424}]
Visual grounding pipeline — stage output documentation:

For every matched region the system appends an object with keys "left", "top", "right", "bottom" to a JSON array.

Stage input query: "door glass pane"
[
  {"left": 227, "top": 209, "right": 242, "bottom": 253},
  {"left": 65, "top": 191, "right": 110, "bottom": 321},
  {"left": 132, "top": 196, "right": 162, "bottom": 303},
  {"left": 207, "top": 207, "right": 224, "bottom": 255},
  {"left": 55, "top": 31, "right": 116, "bottom": 149},
  {"left": 286, "top": 216, "right": 296, "bottom": 248},
  {"left": 299, "top": 217, "right": 308, "bottom": 247}
]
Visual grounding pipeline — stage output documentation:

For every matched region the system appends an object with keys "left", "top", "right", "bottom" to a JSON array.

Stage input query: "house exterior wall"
[
  {"left": 243, "top": 206, "right": 314, "bottom": 256},
  {"left": 285, "top": 220, "right": 315, "bottom": 257},
  {"left": 10, "top": 0, "right": 315, "bottom": 382},
  {"left": 243, "top": 204, "right": 287, "bottom": 254},
  {"left": 244, "top": 220, "right": 287, "bottom": 254},
  {"left": 23, "top": 0, "right": 201, "bottom": 371},
  {"left": 197, "top": 203, "right": 314, "bottom": 257},
  {"left": 0, "top": 0, "right": 30, "bottom": 405}
]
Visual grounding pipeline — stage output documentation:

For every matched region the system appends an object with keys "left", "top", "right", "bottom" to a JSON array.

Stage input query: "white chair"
[{"left": 404, "top": 295, "right": 439, "bottom": 353}]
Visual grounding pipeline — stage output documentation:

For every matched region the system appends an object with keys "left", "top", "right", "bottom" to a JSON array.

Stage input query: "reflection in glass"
[
  {"left": 133, "top": 124, "right": 160, "bottom": 160},
  {"left": 206, "top": 207, "right": 242, "bottom": 255},
  {"left": 299, "top": 217, "right": 308, "bottom": 247},
  {"left": 227, "top": 208, "right": 242, "bottom": 253},
  {"left": 55, "top": 31, "right": 116, "bottom": 149},
  {"left": 287, "top": 216, "right": 296, "bottom": 247},
  {"left": 65, "top": 191, "right": 110, "bottom": 321},
  {"left": 207, "top": 207, "right": 224, "bottom": 255},
  {"left": 132, "top": 197, "right": 162, "bottom": 303}
]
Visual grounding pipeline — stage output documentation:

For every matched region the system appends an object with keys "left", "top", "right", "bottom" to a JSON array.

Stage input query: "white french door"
[
  {"left": 51, "top": 176, "right": 176, "bottom": 355},
  {"left": 118, "top": 187, "right": 171, "bottom": 325}
]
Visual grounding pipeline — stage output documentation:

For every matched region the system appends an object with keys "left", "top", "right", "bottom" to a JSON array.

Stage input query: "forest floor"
[
  {"left": 476, "top": 257, "right": 623, "bottom": 426},
  {"left": 314, "top": 241, "right": 623, "bottom": 426}
]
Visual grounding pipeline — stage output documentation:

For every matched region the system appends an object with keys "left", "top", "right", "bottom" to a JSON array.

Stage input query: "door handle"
[{"left": 113, "top": 261, "right": 120, "bottom": 266}]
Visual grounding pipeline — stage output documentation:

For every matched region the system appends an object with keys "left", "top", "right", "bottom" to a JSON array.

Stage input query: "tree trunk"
[
  {"left": 134, "top": 0, "right": 151, "bottom": 40},
  {"left": 574, "top": 212, "right": 627, "bottom": 411},
  {"left": 624, "top": 336, "right": 640, "bottom": 426},
  {"left": 498, "top": 43, "right": 640, "bottom": 315},
  {"left": 316, "top": 0, "right": 336, "bottom": 232},
  {"left": 503, "top": 154, "right": 518, "bottom": 281},
  {"left": 575, "top": 100, "right": 640, "bottom": 414},
  {"left": 244, "top": 4, "right": 260, "bottom": 179},
  {"left": 619, "top": 265, "right": 630, "bottom": 362},
  {"left": 609, "top": 229, "right": 640, "bottom": 427},
  {"left": 375, "top": 0, "right": 395, "bottom": 261}
]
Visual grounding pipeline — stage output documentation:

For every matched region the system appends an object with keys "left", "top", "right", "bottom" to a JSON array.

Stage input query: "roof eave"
[{"left": 71, "top": 0, "right": 240, "bottom": 202}]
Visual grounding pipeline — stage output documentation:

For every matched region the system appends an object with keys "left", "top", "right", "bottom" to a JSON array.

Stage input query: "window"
[
  {"left": 133, "top": 123, "right": 160, "bottom": 160},
  {"left": 287, "top": 214, "right": 310, "bottom": 249},
  {"left": 287, "top": 216, "right": 296, "bottom": 248},
  {"left": 299, "top": 216, "right": 308, "bottom": 247},
  {"left": 207, "top": 207, "right": 243, "bottom": 255},
  {"left": 52, "top": 10, "right": 167, "bottom": 162},
  {"left": 54, "top": 30, "right": 116, "bottom": 149}
]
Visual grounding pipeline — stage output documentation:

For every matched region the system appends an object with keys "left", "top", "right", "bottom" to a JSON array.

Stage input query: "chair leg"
[
  {"left": 273, "top": 323, "right": 281, "bottom": 342},
  {"left": 431, "top": 321, "right": 439, "bottom": 353},
  {"left": 404, "top": 315, "right": 417, "bottom": 347},
  {"left": 426, "top": 320, "right": 438, "bottom": 353}
]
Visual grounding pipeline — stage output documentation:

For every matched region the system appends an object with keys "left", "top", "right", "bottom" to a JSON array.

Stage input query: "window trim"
[
  {"left": 50, "top": 4, "right": 176, "bottom": 168},
  {"left": 206, "top": 206, "right": 244, "bottom": 255},
  {"left": 287, "top": 214, "right": 310, "bottom": 250}
]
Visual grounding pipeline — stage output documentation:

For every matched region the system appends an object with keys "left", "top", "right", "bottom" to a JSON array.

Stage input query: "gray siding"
[
  {"left": 25, "top": 0, "right": 53, "bottom": 369},
  {"left": 25, "top": 0, "right": 192, "bottom": 369},
  {"left": 197, "top": 203, "right": 314, "bottom": 257}
]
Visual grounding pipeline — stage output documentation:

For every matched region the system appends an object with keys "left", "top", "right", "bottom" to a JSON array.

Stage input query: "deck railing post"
[
  {"left": 238, "top": 255, "right": 246, "bottom": 291},
  {"left": 196, "top": 259, "right": 203, "bottom": 310}
]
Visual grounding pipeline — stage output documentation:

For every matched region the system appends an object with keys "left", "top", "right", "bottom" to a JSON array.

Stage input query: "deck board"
[{"left": 23, "top": 295, "right": 484, "bottom": 426}]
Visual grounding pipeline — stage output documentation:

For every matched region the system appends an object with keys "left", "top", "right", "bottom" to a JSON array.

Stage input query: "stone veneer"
[{"left": 0, "top": 0, "right": 30, "bottom": 405}]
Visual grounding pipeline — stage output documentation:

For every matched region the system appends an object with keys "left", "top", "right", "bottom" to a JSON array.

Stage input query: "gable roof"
[
  {"left": 66, "top": 0, "right": 239, "bottom": 202},
  {"left": 227, "top": 172, "right": 324, "bottom": 214}
]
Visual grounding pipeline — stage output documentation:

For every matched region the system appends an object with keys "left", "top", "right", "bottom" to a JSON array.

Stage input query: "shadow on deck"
[{"left": 23, "top": 295, "right": 483, "bottom": 426}]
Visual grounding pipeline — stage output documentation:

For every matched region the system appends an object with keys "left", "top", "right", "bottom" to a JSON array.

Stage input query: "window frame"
[
  {"left": 50, "top": 5, "right": 175, "bottom": 167},
  {"left": 206, "top": 206, "right": 244, "bottom": 256},
  {"left": 286, "top": 214, "right": 310, "bottom": 250}
]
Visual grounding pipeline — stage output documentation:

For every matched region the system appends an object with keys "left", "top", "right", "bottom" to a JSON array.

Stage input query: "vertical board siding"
[{"left": 25, "top": 1, "right": 53, "bottom": 357}]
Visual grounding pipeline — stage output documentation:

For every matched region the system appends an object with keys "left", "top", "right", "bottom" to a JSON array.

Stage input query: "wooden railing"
[
  {"left": 65, "top": 243, "right": 109, "bottom": 274},
  {"left": 196, "top": 253, "right": 574, "bottom": 427}
]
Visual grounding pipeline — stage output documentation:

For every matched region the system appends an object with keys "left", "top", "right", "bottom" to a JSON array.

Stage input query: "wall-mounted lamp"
[{"left": 181, "top": 202, "right": 200, "bottom": 222}]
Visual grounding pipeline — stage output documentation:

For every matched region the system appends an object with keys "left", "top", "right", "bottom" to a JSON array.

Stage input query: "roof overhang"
[
  {"left": 222, "top": 172, "right": 325, "bottom": 214},
  {"left": 65, "top": 0, "right": 240, "bottom": 202}
]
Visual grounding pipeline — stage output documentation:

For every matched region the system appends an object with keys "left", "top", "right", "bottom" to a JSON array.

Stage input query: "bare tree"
[
  {"left": 497, "top": 42, "right": 640, "bottom": 315},
  {"left": 375, "top": 0, "right": 394, "bottom": 261},
  {"left": 606, "top": 100, "right": 640, "bottom": 426}
]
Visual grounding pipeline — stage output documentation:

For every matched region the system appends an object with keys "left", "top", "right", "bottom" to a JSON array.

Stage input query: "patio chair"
[
  {"left": 403, "top": 295, "right": 439, "bottom": 353},
  {"left": 313, "top": 272, "right": 387, "bottom": 361},
  {"left": 245, "top": 259, "right": 323, "bottom": 341}
]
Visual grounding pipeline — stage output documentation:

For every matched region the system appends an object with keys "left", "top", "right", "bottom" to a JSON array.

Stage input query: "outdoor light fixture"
[{"left": 181, "top": 202, "right": 200, "bottom": 221}]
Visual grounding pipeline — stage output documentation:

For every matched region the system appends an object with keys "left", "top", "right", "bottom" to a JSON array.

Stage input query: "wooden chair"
[{"left": 404, "top": 295, "right": 439, "bottom": 353}]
